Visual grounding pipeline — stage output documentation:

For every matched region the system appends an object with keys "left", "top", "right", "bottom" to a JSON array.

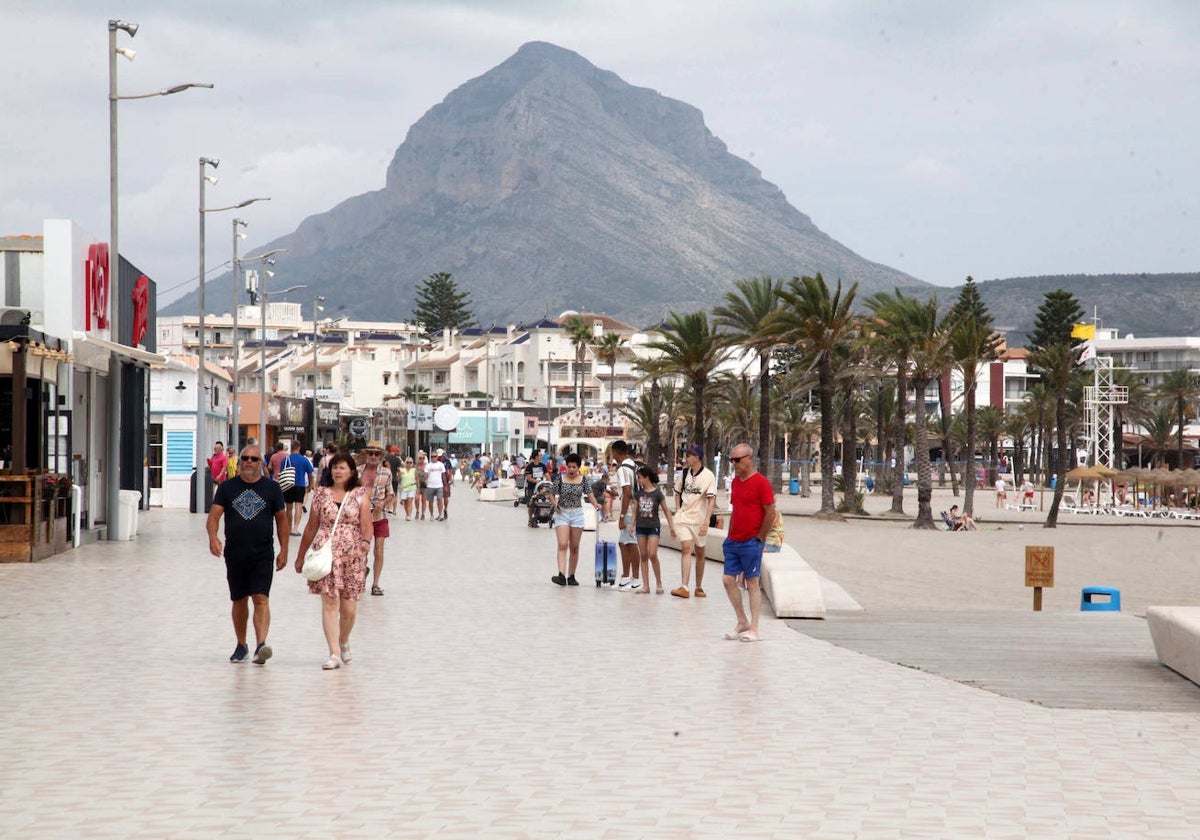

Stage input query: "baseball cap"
[
  {"left": 685, "top": 444, "right": 703, "bottom": 458},
  {"left": 436, "top": 448, "right": 445, "bottom": 456}
]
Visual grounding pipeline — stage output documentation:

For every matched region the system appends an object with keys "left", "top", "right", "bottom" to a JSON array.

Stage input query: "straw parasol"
[{"left": 1065, "top": 465, "right": 1103, "bottom": 482}]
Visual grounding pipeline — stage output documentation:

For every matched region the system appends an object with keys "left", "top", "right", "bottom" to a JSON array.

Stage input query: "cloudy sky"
[{"left": 5, "top": 1, "right": 1198, "bottom": 307}]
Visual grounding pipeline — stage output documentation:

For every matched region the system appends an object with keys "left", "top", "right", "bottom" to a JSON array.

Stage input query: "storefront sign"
[
  {"left": 85, "top": 242, "right": 109, "bottom": 331},
  {"left": 348, "top": 417, "right": 369, "bottom": 437},
  {"left": 132, "top": 274, "right": 149, "bottom": 347}
]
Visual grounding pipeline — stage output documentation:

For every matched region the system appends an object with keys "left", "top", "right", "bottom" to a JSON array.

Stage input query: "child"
[{"left": 630, "top": 465, "right": 675, "bottom": 594}]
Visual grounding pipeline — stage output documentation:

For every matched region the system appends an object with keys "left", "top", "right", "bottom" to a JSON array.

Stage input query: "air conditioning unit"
[{"left": 0, "top": 307, "right": 39, "bottom": 327}]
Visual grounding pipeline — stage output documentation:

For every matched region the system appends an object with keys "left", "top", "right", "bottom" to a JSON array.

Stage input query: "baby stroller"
[
  {"left": 513, "top": 473, "right": 528, "bottom": 507},
  {"left": 527, "top": 480, "right": 556, "bottom": 528}
]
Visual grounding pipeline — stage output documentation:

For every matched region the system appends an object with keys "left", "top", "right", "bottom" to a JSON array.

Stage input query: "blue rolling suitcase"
[{"left": 594, "top": 536, "right": 618, "bottom": 587}]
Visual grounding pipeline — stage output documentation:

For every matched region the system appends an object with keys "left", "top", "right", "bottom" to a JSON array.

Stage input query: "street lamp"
[
  {"left": 258, "top": 278, "right": 307, "bottom": 451},
  {"left": 310, "top": 295, "right": 325, "bottom": 448},
  {"left": 484, "top": 327, "right": 494, "bottom": 457},
  {"left": 194, "top": 156, "right": 269, "bottom": 512},
  {"left": 231, "top": 243, "right": 285, "bottom": 451},
  {"left": 108, "top": 18, "right": 211, "bottom": 536}
]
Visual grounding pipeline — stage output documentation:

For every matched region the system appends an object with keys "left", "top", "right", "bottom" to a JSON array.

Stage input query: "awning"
[{"left": 72, "top": 331, "right": 166, "bottom": 367}]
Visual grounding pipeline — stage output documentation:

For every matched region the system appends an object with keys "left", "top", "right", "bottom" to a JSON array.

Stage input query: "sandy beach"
[{"left": 763, "top": 482, "right": 1200, "bottom": 616}]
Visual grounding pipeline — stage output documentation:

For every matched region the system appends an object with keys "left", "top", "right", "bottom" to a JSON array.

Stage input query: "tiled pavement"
[{"left": 3, "top": 491, "right": 1200, "bottom": 838}]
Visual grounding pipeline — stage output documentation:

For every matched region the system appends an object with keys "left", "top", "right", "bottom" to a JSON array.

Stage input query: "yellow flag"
[{"left": 1070, "top": 323, "right": 1095, "bottom": 340}]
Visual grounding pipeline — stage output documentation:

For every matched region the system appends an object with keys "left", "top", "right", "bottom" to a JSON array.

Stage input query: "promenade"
[{"left": 3, "top": 481, "right": 1200, "bottom": 838}]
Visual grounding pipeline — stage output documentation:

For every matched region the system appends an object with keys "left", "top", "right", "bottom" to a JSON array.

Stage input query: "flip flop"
[
  {"left": 724, "top": 629, "right": 749, "bottom": 641},
  {"left": 739, "top": 632, "right": 761, "bottom": 643}
]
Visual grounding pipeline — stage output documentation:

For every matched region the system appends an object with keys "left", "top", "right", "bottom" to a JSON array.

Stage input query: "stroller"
[
  {"left": 527, "top": 480, "right": 556, "bottom": 528},
  {"left": 512, "top": 473, "right": 528, "bottom": 507}
]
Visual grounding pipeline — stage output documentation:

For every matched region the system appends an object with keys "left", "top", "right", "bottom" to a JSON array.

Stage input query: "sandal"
[
  {"left": 339, "top": 644, "right": 352, "bottom": 664},
  {"left": 371, "top": 586, "right": 384, "bottom": 596},
  {"left": 322, "top": 655, "right": 341, "bottom": 670}
]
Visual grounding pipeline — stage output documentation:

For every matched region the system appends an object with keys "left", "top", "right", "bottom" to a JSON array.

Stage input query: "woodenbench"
[{"left": 1147, "top": 607, "right": 1200, "bottom": 687}]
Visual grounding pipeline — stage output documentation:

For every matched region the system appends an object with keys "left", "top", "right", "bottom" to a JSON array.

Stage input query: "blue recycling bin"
[
  {"left": 903, "top": 474, "right": 910, "bottom": 486},
  {"left": 1081, "top": 586, "right": 1121, "bottom": 612},
  {"left": 789, "top": 477, "right": 800, "bottom": 495},
  {"left": 865, "top": 476, "right": 875, "bottom": 491},
  {"left": 1051, "top": 477, "right": 1057, "bottom": 489}
]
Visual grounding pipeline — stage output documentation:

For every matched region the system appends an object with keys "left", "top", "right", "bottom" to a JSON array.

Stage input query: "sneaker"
[
  {"left": 671, "top": 586, "right": 690, "bottom": 599},
  {"left": 252, "top": 642, "right": 273, "bottom": 665},
  {"left": 695, "top": 588, "right": 707, "bottom": 598},
  {"left": 617, "top": 577, "right": 631, "bottom": 589},
  {"left": 566, "top": 575, "right": 579, "bottom": 586},
  {"left": 229, "top": 643, "right": 249, "bottom": 663},
  {"left": 629, "top": 579, "right": 643, "bottom": 591},
  {"left": 551, "top": 573, "right": 567, "bottom": 586}
]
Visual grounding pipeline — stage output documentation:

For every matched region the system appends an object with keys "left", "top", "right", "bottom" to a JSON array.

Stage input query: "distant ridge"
[{"left": 163, "top": 41, "right": 924, "bottom": 324}]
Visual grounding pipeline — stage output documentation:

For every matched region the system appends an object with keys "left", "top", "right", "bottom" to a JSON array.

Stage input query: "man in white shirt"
[
  {"left": 670, "top": 443, "right": 716, "bottom": 599},
  {"left": 425, "top": 451, "right": 447, "bottom": 521},
  {"left": 994, "top": 476, "right": 1007, "bottom": 508},
  {"left": 611, "top": 439, "right": 642, "bottom": 590}
]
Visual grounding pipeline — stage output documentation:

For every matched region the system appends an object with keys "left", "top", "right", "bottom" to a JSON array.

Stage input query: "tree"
[
  {"left": 1112, "top": 368, "right": 1152, "bottom": 468},
  {"left": 865, "top": 289, "right": 921, "bottom": 515},
  {"left": 411, "top": 272, "right": 475, "bottom": 335},
  {"left": 902, "top": 296, "right": 955, "bottom": 529},
  {"left": 1156, "top": 369, "right": 1200, "bottom": 469},
  {"left": 1026, "top": 289, "right": 1084, "bottom": 353},
  {"left": 562, "top": 316, "right": 594, "bottom": 418},
  {"left": 1028, "top": 343, "right": 1078, "bottom": 527},
  {"left": 948, "top": 315, "right": 1002, "bottom": 516},
  {"left": 647, "top": 311, "right": 727, "bottom": 459},
  {"left": 713, "top": 276, "right": 785, "bottom": 489},
  {"left": 593, "top": 331, "right": 627, "bottom": 421},
  {"left": 1143, "top": 403, "right": 1178, "bottom": 468},
  {"left": 772, "top": 274, "right": 858, "bottom": 519}
]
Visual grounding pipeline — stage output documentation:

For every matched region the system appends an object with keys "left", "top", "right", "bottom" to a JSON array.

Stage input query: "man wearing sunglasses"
[
  {"left": 722, "top": 443, "right": 775, "bottom": 643},
  {"left": 207, "top": 446, "right": 290, "bottom": 665},
  {"left": 358, "top": 441, "right": 394, "bottom": 595}
]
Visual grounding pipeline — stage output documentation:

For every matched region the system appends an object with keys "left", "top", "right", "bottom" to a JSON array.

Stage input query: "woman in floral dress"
[{"left": 294, "top": 453, "right": 374, "bottom": 670}]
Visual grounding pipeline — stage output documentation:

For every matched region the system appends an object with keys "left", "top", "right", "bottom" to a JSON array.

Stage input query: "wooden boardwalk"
[{"left": 788, "top": 610, "right": 1200, "bottom": 712}]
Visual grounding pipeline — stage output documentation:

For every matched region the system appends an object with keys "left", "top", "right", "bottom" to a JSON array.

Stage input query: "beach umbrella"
[{"left": 1065, "top": 465, "right": 1103, "bottom": 481}]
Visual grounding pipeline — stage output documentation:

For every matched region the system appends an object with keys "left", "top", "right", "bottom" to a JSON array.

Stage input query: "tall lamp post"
[
  {"left": 108, "top": 18, "right": 211, "bottom": 536},
  {"left": 231, "top": 245, "right": 284, "bottom": 452},
  {"left": 257, "top": 278, "right": 307, "bottom": 450},
  {"left": 413, "top": 331, "right": 423, "bottom": 457},
  {"left": 545, "top": 348, "right": 555, "bottom": 453},
  {"left": 194, "top": 157, "right": 268, "bottom": 512},
  {"left": 484, "top": 328, "right": 493, "bottom": 457},
  {"left": 310, "top": 295, "right": 325, "bottom": 449}
]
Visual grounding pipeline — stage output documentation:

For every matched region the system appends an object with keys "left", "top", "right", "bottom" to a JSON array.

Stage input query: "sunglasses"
[
  {"left": 242, "top": 456, "right": 262, "bottom": 463},
  {"left": 729, "top": 455, "right": 750, "bottom": 463},
  {"left": 365, "top": 450, "right": 382, "bottom": 455}
]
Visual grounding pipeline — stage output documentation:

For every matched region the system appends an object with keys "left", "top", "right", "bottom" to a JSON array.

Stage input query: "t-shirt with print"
[
  {"left": 674, "top": 466, "right": 716, "bottom": 526},
  {"left": 213, "top": 476, "right": 285, "bottom": 563},
  {"left": 614, "top": 458, "right": 638, "bottom": 516},
  {"left": 634, "top": 486, "right": 666, "bottom": 530},
  {"left": 426, "top": 459, "right": 446, "bottom": 489},
  {"left": 728, "top": 471, "right": 775, "bottom": 542}
]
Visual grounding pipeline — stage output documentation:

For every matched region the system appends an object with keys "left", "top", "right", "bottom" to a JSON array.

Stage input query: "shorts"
[
  {"left": 400, "top": 489, "right": 415, "bottom": 500},
  {"left": 553, "top": 507, "right": 585, "bottom": 529},
  {"left": 722, "top": 537, "right": 763, "bottom": 579},
  {"left": 225, "top": 555, "right": 274, "bottom": 601},
  {"left": 675, "top": 521, "right": 703, "bottom": 544},
  {"left": 635, "top": 526, "right": 660, "bottom": 537},
  {"left": 424, "top": 486, "right": 444, "bottom": 501},
  {"left": 618, "top": 512, "right": 638, "bottom": 545},
  {"left": 284, "top": 485, "right": 306, "bottom": 505},
  {"left": 372, "top": 518, "right": 390, "bottom": 539}
]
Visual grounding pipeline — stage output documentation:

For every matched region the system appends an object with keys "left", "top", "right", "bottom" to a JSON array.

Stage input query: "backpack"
[{"left": 277, "top": 457, "right": 296, "bottom": 492}]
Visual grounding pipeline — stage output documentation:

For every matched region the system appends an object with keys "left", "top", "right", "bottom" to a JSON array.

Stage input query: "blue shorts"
[
  {"left": 635, "top": 526, "right": 660, "bottom": 537},
  {"left": 553, "top": 507, "right": 585, "bottom": 529},
  {"left": 618, "top": 512, "right": 638, "bottom": 545},
  {"left": 722, "top": 537, "right": 763, "bottom": 579}
]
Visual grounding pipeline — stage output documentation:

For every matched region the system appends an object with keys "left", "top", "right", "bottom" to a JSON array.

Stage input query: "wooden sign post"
[{"left": 1024, "top": 545, "right": 1055, "bottom": 611}]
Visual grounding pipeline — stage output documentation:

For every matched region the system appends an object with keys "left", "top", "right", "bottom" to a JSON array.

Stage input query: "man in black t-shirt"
[{"left": 207, "top": 445, "right": 290, "bottom": 665}]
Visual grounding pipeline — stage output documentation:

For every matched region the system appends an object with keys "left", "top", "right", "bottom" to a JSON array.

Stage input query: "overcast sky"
[{"left": 5, "top": 1, "right": 1199, "bottom": 308}]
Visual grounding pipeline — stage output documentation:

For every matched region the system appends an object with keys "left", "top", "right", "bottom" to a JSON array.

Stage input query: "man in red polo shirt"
[{"left": 722, "top": 442, "right": 776, "bottom": 642}]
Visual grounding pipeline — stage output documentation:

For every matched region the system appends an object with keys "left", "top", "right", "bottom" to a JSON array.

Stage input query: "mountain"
[
  {"left": 163, "top": 41, "right": 925, "bottom": 325},
  {"left": 952, "top": 272, "right": 1200, "bottom": 346}
]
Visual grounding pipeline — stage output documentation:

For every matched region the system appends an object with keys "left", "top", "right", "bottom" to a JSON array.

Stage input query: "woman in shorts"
[
  {"left": 549, "top": 453, "right": 598, "bottom": 586},
  {"left": 397, "top": 457, "right": 417, "bottom": 520},
  {"left": 630, "top": 465, "right": 675, "bottom": 594},
  {"left": 414, "top": 452, "right": 429, "bottom": 519}
]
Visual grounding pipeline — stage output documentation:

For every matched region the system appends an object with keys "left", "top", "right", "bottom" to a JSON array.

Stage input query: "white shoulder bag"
[{"left": 302, "top": 490, "right": 348, "bottom": 582}]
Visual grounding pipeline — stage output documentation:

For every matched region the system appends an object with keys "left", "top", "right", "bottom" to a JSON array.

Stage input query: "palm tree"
[
  {"left": 593, "top": 331, "right": 627, "bottom": 424},
  {"left": 714, "top": 276, "right": 785, "bottom": 488},
  {"left": 1004, "top": 411, "right": 1031, "bottom": 485},
  {"left": 1142, "top": 403, "right": 1178, "bottom": 468},
  {"left": 1112, "top": 368, "right": 1152, "bottom": 468},
  {"left": 647, "top": 311, "right": 727, "bottom": 458},
  {"left": 563, "top": 316, "right": 594, "bottom": 418},
  {"left": 1156, "top": 369, "right": 1200, "bottom": 469},
  {"left": 903, "top": 297, "right": 955, "bottom": 529},
  {"left": 975, "top": 405, "right": 1006, "bottom": 496},
  {"left": 1027, "top": 343, "right": 1078, "bottom": 527},
  {"left": 864, "top": 290, "right": 920, "bottom": 516},
  {"left": 772, "top": 274, "right": 859, "bottom": 519},
  {"left": 948, "top": 317, "right": 1002, "bottom": 516}
]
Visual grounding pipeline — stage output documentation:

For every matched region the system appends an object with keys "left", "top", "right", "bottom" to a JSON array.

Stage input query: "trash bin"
[
  {"left": 789, "top": 477, "right": 800, "bottom": 495},
  {"left": 117, "top": 490, "right": 141, "bottom": 540}
]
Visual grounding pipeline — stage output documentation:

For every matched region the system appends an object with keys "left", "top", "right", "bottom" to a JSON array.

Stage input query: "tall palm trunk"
[
  {"left": 1045, "top": 395, "right": 1068, "bottom": 527},
  {"left": 817, "top": 358, "right": 838, "bottom": 517},
  {"left": 841, "top": 388, "right": 858, "bottom": 511},
  {"left": 758, "top": 349, "right": 775, "bottom": 490},
  {"left": 913, "top": 375, "right": 936, "bottom": 528},
  {"left": 890, "top": 364, "right": 908, "bottom": 514},
  {"left": 963, "top": 384, "right": 977, "bottom": 516},
  {"left": 693, "top": 378, "right": 708, "bottom": 462},
  {"left": 937, "top": 371, "right": 959, "bottom": 494}
]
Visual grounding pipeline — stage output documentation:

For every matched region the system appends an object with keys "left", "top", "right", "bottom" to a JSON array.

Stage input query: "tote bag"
[{"left": 302, "top": 491, "right": 347, "bottom": 581}]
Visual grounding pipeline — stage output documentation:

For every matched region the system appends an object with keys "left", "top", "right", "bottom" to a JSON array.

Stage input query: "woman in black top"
[{"left": 550, "top": 453, "right": 598, "bottom": 586}]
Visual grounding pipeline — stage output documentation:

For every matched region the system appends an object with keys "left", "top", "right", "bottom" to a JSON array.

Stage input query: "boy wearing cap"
[{"left": 670, "top": 444, "right": 716, "bottom": 598}]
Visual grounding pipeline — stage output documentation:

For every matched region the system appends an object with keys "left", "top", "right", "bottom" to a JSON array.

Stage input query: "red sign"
[
  {"left": 132, "top": 274, "right": 150, "bottom": 347},
  {"left": 85, "top": 242, "right": 110, "bottom": 331}
]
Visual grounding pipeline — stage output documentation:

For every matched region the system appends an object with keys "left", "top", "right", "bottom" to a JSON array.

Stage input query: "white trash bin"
[{"left": 117, "top": 490, "right": 141, "bottom": 540}]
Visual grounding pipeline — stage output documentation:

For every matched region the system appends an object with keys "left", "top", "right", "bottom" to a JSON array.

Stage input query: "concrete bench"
[
  {"left": 657, "top": 529, "right": 826, "bottom": 619},
  {"left": 1147, "top": 607, "right": 1200, "bottom": 687}
]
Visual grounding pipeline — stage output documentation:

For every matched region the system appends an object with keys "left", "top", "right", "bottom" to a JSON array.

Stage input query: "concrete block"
[{"left": 1147, "top": 606, "right": 1200, "bottom": 687}]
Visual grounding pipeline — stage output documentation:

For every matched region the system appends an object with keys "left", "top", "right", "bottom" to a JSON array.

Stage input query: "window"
[
  {"left": 382, "top": 372, "right": 391, "bottom": 386},
  {"left": 149, "top": 424, "right": 163, "bottom": 489}
]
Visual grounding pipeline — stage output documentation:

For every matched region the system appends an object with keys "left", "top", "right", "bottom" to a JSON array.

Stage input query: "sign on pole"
[{"left": 1024, "top": 545, "right": 1054, "bottom": 611}]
